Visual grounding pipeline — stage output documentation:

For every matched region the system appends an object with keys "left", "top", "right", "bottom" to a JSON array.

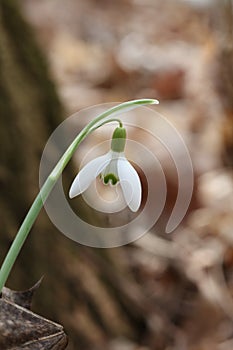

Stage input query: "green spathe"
[{"left": 111, "top": 127, "right": 126, "bottom": 153}]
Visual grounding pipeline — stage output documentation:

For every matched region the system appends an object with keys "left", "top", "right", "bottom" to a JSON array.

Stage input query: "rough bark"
[
  {"left": 218, "top": 0, "right": 233, "bottom": 166},
  {"left": 0, "top": 1, "right": 148, "bottom": 349}
]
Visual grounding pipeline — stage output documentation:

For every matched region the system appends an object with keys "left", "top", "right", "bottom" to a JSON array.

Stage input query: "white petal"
[
  {"left": 69, "top": 153, "right": 111, "bottom": 198},
  {"left": 118, "top": 158, "right": 142, "bottom": 212}
]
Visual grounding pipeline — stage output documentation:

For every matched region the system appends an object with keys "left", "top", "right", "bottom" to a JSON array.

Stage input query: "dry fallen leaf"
[{"left": 0, "top": 281, "right": 68, "bottom": 350}]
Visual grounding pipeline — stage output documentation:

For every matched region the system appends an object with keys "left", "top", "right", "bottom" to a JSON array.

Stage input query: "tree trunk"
[
  {"left": 0, "top": 1, "right": 148, "bottom": 349},
  {"left": 218, "top": 0, "right": 233, "bottom": 166}
]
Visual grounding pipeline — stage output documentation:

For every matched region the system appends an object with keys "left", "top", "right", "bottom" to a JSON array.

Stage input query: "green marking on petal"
[{"left": 103, "top": 173, "right": 119, "bottom": 185}]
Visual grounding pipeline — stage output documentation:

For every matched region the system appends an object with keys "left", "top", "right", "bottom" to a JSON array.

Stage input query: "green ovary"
[{"left": 111, "top": 127, "right": 126, "bottom": 153}]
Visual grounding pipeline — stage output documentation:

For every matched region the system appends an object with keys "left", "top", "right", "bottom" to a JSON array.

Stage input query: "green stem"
[
  {"left": 88, "top": 118, "right": 123, "bottom": 133},
  {"left": 0, "top": 99, "right": 158, "bottom": 293}
]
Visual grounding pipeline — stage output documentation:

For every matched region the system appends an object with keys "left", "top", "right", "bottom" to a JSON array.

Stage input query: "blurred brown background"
[{"left": 0, "top": 0, "right": 233, "bottom": 349}]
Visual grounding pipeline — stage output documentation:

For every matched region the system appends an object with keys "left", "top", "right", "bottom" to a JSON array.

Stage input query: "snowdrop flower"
[{"left": 69, "top": 126, "right": 142, "bottom": 212}]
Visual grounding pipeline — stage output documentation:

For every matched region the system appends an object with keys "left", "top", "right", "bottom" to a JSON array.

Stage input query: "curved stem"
[
  {"left": 88, "top": 118, "right": 123, "bottom": 133},
  {"left": 0, "top": 99, "right": 158, "bottom": 293}
]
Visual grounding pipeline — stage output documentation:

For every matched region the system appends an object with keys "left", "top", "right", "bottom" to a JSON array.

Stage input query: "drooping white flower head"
[{"left": 69, "top": 126, "right": 142, "bottom": 212}]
